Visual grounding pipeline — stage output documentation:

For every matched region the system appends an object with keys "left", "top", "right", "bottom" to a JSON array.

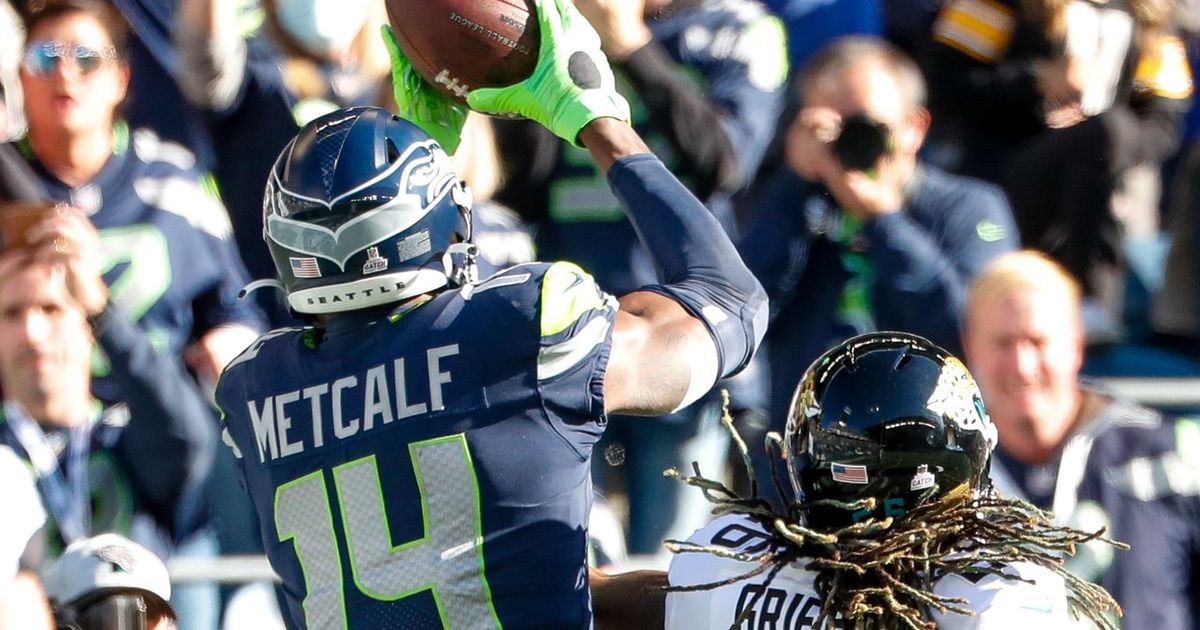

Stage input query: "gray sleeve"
[{"left": 171, "top": 13, "right": 248, "bottom": 112}]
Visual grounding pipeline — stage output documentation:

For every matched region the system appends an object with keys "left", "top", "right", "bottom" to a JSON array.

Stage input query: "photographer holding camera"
[{"left": 739, "top": 35, "right": 1019, "bottom": 453}]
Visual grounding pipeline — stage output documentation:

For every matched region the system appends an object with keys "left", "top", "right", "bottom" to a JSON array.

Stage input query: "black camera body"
[{"left": 833, "top": 114, "right": 892, "bottom": 171}]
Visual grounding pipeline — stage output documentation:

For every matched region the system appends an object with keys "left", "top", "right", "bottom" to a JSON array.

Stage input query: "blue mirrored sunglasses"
[{"left": 22, "top": 41, "right": 117, "bottom": 77}]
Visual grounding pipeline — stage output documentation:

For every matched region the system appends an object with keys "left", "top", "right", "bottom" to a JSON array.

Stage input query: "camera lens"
[{"left": 833, "top": 114, "right": 890, "bottom": 171}]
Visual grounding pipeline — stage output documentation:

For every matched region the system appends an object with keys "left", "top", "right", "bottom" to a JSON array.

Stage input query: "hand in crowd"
[
  {"left": 786, "top": 107, "right": 904, "bottom": 222},
  {"left": 184, "top": 323, "right": 259, "bottom": 390},
  {"left": 1033, "top": 56, "right": 1086, "bottom": 104},
  {"left": 1043, "top": 101, "right": 1087, "bottom": 129},
  {"left": 573, "top": 0, "right": 653, "bottom": 62},
  {"left": 1033, "top": 55, "right": 1090, "bottom": 128},
  {"left": 22, "top": 206, "right": 108, "bottom": 316}
]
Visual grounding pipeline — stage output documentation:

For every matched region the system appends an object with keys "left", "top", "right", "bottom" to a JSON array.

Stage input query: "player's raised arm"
[{"left": 466, "top": 0, "right": 768, "bottom": 415}]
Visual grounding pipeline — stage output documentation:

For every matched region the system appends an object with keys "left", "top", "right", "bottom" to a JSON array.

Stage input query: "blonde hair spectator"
[{"left": 967, "top": 249, "right": 1083, "bottom": 327}]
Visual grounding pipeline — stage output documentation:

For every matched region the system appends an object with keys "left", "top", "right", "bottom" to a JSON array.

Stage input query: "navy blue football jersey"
[
  {"left": 216, "top": 262, "right": 618, "bottom": 629},
  {"left": 15, "top": 124, "right": 264, "bottom": 382}
]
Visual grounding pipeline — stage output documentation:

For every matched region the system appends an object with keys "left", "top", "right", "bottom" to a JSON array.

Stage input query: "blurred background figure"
[
  {"left": 10, "top": 0, "right": 264, "bottom": 388},
  {"left": 42, "top": 533, "right": 176, "bottom": 630},
  {"left": 925, "top": 0, "right": 1193, "bottom": 320},
  {"left": 488, "top": 0, "right": 787, "bottom": 556},
  {"left": 0, "top": 80, "right": 42, "bottom": 203},
  {"left": 0, "top": 0, "right": 23, "bottom": 139},
  {"left": 5, "top": 6, "right": 266, "bottom": 621},
  {"left": 0, "top": 0, "right": 40, "bottom": 202},
  {"left": 172, "top": 0, "right": 390, "bottom": 326},
  {"left": 737, "top": 35, "right": 1016, "bottom": 486},
  {"left": 963, "top": 249, "right": 1200, "bottom": 628},
  {"left": 1150, "top": 28, "right": 1200, "bottom": 366},
  {"left": 0, "top": 444, "right": 52, "bottom": 630},
  {"left": 0, "top": 204, "right": 216, "bottom": 629},
  {"left": 447, "top": 113, "right": 535, "bottom": 277}
]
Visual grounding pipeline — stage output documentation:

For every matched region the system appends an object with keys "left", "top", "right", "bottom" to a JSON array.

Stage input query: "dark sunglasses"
[{"left": 23, "top": 40, "right": 118, "bottom": 77}]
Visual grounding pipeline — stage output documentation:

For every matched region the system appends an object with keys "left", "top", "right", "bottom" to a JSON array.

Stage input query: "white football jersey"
[{"left": 666, "top": 514, "right": 1073, "bottom": 629}]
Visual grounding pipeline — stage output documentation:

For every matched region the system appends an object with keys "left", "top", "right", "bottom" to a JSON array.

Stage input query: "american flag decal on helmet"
[
  {"left": 290, "top": 257, "right": 322, "bottom": 279},
  {"left": 831, "top": 462, "right": 869, "bottom": 484}
]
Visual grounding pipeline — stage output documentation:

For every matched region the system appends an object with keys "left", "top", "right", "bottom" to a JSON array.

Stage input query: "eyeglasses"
[{"left": 22, "top": 40, "right": 118, "bottom": 77}]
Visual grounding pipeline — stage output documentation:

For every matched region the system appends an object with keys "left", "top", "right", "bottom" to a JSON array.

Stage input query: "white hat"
[{"left": 40, "top": 533, "right": 172, "bottom": 608}]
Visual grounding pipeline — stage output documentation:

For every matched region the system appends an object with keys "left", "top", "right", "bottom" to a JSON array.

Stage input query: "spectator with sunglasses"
[
  {"left": 42, "top": 533, "right": 176, "bottom": 630},
  {"left": 9, "top": 0, "right": 264, "bottom": 396}
]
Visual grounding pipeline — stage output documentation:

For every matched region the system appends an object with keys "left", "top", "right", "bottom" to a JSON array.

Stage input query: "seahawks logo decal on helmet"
[{"left": 265, "top": 139, "right": 459, "bottom": 269}]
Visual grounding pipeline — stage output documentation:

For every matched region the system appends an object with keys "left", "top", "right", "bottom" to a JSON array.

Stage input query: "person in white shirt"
[
  {"left": 0, "top": 445, "right": 52, "bottom": 630},
  {"left": 665, "top": 331, "right": 1123, "bottom": 629}
]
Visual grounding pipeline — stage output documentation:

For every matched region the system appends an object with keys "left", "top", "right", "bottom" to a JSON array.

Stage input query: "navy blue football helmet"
[
  {"left": 263, "top": 107, "right": 475, "bottom": 315},
  {"left": 784, "top": 332, "right": 997, "bottom": 527}
]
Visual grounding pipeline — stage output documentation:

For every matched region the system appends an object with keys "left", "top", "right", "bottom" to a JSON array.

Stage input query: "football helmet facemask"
[
  {"left": 263, "top": 106, "right": 475, "bottom": 315},
  {"left": 784, "top": 332, "right": 998, "bottom": 528}
]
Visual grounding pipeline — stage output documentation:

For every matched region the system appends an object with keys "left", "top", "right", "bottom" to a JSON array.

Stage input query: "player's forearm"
[
  {"left": 579, "top": 118, "right": 652, "bottom": 175},
  {"left": 590, "top": 568, "right": 667, "bottom": 630},
  {"left": 606, "top": 151, "right": 768, "bottom": 378}
]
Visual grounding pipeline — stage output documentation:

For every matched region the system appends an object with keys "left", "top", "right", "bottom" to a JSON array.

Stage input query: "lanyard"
[{"left": 4, "top": 402, "right": 93, "bottom": 544}]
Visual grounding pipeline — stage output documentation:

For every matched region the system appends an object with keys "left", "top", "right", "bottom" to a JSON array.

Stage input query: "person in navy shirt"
[
  {"left": 215, "top": 0, "right": 768, "bottom": 626},
  {"left": 0, "top": 207, "right": 215, "bottom": 573},
  {"left": 741, "top": 36, "right": 1017, "bottom": 438},
  {"left": 8, "top": 0, "right": 264, "bottom": 397},
  {"left": 966, "top": 250, "right": 1200, "bottom": 629}
]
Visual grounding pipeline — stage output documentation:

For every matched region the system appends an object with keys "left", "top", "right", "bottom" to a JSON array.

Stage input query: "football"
[{"left": 385, "top": 0, "right": 540, "bottom": 104}]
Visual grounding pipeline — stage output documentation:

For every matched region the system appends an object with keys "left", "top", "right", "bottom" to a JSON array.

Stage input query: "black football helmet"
[
  {"left": 263, "top": 106, "right": 475, "bottom": 315},
  {"left": 784, "top": 332, "right": 997, "bottom": 528}
]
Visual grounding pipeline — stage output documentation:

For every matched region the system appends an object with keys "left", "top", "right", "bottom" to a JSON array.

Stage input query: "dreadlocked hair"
[{"left": 663, "top": 391, "right": 1127, "bottom": 630}]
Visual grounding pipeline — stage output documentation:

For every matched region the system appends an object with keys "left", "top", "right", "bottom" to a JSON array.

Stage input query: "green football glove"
[
  {"left": 466, "top": 0, "right": 630, "bottom": 146},
  {"left": 381, "top": 25, "right": 467, "bottom": 154}
]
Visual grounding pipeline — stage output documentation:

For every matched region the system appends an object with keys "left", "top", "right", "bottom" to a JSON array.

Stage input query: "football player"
[
  {"left": 665, "top": 332, "right": 1123, "bottom": 629},
  {"left": 214, "top": 0, "right": 767, "bottom": 627}
]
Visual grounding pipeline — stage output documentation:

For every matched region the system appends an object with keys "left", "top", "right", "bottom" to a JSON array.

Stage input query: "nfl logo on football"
[{"left": 363, "top": 246, "right": 389, "bottom": 275}]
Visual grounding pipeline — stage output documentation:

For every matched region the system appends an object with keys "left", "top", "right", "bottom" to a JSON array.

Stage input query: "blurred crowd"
[{"left": 0, "top": 0, "right": 1198, "bottom": 628}]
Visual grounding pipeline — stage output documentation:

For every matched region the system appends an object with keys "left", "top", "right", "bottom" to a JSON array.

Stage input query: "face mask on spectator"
[{"left": 275, "top": 0, "right": 368, "bottom": 56}]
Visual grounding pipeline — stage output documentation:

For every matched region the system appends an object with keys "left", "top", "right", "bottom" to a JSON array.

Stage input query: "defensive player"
[
  {"left": 214, "top": 0, "right": 767, "bottom": 627},
  {"left": 665, "top": 332, "right": 1123, "bottom": 629}
]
